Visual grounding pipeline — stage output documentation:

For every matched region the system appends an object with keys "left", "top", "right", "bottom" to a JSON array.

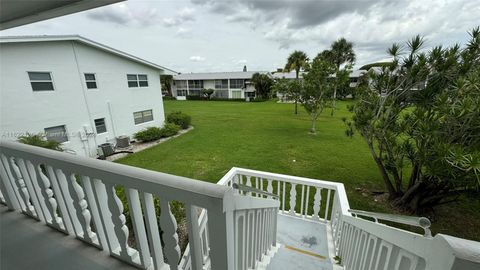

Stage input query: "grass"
[{"left": 118, "top": 100, "right": 480, "bottom": 241}]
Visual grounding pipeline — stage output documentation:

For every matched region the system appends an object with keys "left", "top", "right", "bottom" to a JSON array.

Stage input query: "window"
[
  {"left": 127, "top": 74, "right": 149, "bottom": 88},
  {"left": 215, "top": 79, "right": 228, "bottom": 89},
  {"left": 188, "top": 80, "right": 203, "bottom": 89},
  {"left": 94, "top": 118, "right": 107, "bottom": 134},
  {"left": 133, "top": 109, "right": 154, "bottom": 125},
  {"left": 84, "top": 73, "right": 98, "bottom": 89},
  {"left": 230, "top": 79, "right": 244, "bottom": 89},
  {"left": 44, "top": 125, "right": 68, "bottom": 143},
  {"left": 246, "top": 92, "right": 255, "bottom": 98},
  {"left": 177, "top": 90, "right": 187, "bottom": 96},
  {"left": 28, "top": 72, "right": 54, "bottom": 91},
  {"left": 231, "top": 90, "right": 242, "bottom": 99}
]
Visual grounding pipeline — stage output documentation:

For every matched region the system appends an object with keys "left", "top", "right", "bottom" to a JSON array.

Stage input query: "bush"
[
  {"left": 209, "top": 97, "right": 245, "bottom": 102},
  {"left": 133, "top": 127, "right": 162, "bottom": 142},
  {"left": 160, "top": 123, "right": 180, "bottom": 137},
  {"left": 251, "top": 97, "right": 268, "bottom": 102},
  {"left": 186, "top": 95, "right": 204, "bottom": 100},
  {"left": 163, "top": 96, "right": 176, "bottom": 100},
  {"left": 18, "top": 133, "right": 62, "bottom": 151},
  {"left": 167, "top": 111, "right": 191, "bottom": 129}
]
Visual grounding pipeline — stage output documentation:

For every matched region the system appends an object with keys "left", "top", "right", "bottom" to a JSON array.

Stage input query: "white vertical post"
[
  {"left": 141, "top": 192, "right": 166, "bottom": 270},
  {"left": 159, "top": 199, "right": 181, "bottom": 269},
  {"left": 126, "top": 188, "right": 151, "bottom": 268},
  {"left": 186, "top": 204, "right": 203, "bottom": 270},
  {"left": 289, "top": 183, "right": 297, "bottom": 215},
  {"left": 0, "top": 156, "right": 20, "bottom": 210}
]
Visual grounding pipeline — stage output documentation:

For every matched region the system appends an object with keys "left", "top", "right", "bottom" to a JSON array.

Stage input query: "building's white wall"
[{"left": 0, "top": 41, "right": 165, "bottom": 157}]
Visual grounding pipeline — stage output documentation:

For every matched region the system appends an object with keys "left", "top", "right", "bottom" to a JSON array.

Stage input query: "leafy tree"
[
  {"left": 344, "top": 28, "right": 480, "bottom": 213},
  {"left": 300, "top": 58, "right": 336, "bottom": 134},
  {"left": 201, "top": 88, "right": 214, "bottom": 99},
  {"left": 251, "top": 73, "right": 273, "bottom": 99},
  {"left": 285, "top": 50, "right": 309, "bottom": 114},
  {"left": 160, "top": 74, "right": 173, "bottom": 96},
  {"left": 18, "top": 133, "right": 62, "bottom": 151},
  {"left": 317, "top": 38, "right": 356, "bottom": 115}
]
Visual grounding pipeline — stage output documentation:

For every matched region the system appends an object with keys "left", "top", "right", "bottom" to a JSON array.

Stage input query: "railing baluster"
[
  {"left": 105, "top": 182, "right": 133, "bottom": 261},
  {"left": 35, "top": 163, "right": 63, "bottom": 230},
  {"left": 0, "top": 155, "right": 21, "bottom": 210},
  {"left": 304, "top": 186, "right": 310, "bottom": 217},
  {"left": 313, "top": 187, "right": 322, "bottom": 220},
  {"left": 267, "top": 179, "right": 273, "bottom": 198},
  {"left": 66, "top": 173, "right": 96, "bottom": 244},
  {"left": 289, "top": 183, "right": 297, "bottom": 215},
  {"left": 81, "top": 176, "right": 108, "bottom": 250},
  {"left": 281, "top": 182, "right": 286, "bottom": 212},
  {"left": 300, "top": 185, "right": 305, "bottom": 217},
  {"left": 324, "top": 189, "right": 331, "bottom": 221},
  {"left": 159, "top": 199, "right": 181, "bottom": 270},
  {"left": 186, "top": 204, "right": 203, "bottom": 270},
  {"left": 245, "top": 176, "right": 252, "bottom": 196},
  {"left": 17, "top": 158, "right": 44, "bottom": 221},
  {"left": 4, "top": 156, "right": 32, "bottom": 215},
  {"left": 141, "top": 192, "right": 166, "bottom": 270},
  {"left": 126, "top": 188, "right": 152, "bottom": 268}
]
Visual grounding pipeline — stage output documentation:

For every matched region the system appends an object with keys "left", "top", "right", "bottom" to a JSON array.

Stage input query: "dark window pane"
[
  {"left": 44, "top": 125, "right": 68, "bottom": 143},
  {"left": 86, "top": 82, "right": 97, "bottom": 89},
  {"left": 94, "top": 118, "right": 107, "bottom": 133},
  {"left": 84, "top": 73, "right": 96, "bottom": 80},
  {"left": 28, "top": 72, "right": 51, "bottom": 80},
  {"left": 138, "top": 75, "right": 147, "bottom": 80},
  {"left": 128, "top": 81, "right": 138, "bottom": 88},
  {"left": 143, "top": 110, "right": 153, "bottom": 122},
  {"left": 127, "top": 74, "right": 137, "bottom": 80},
  {"left": 139, "top": 81, "right": 148, "bottom": 87},
  {"left": 31, "top": 82, "right": 54, "bottom": 91}
]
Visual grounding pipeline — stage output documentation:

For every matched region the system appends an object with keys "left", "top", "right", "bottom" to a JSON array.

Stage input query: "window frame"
[
  {"left": 229, "top": 79, "right": 245, "bottom": 89},
  {"left": 94, "top": 118, "right": 107, "bottom": 134},
  {"left": 133, "top": 109, "right": 154, "bottom": 125},
  {"left": 84, "top": 73, "right": 98, "bottom": 89},
  {"left": 27, "top": 71, "right": 55, "bottom": 91},
  {"left": 127, "top": 74, "right": 149, "bottom": 88},
  {"left": 231, "top": 90, "right": 242, "bottom": 99},
  {"left": 44, "top": 125, "right": 68, "bottom": 143},
  {"left": 215, "top": 79, "right": 228, "bottom": 89}
]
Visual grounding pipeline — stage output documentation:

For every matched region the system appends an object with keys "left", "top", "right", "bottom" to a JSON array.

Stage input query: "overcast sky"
[{"left": 1, "top": 0, "right": 479, "bottom": 73}]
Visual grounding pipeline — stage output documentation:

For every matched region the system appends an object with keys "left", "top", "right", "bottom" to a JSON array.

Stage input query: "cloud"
[
  {"left": 163, "top": 7, "right": 196, "bottom": 27},
  {"left": 190, "top": 56, "right": 206, "bottom": 62},
  {"left": 87, "top": 3, "right": 159, "bottom": 26}
]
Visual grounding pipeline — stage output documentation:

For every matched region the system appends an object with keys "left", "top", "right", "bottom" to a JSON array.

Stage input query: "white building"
[
  {"left": 0, "top": 35, "right": 175, "bottom": 157},
  {"left": 171, "top": 71, "right": 268, "bottom": 100}
]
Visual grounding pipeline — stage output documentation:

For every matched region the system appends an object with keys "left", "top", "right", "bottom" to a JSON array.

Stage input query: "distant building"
[
  {"left": 171, "top": 71, "right": 269, "bottom": 100},
  {"left": 0, "top": 35, "right": 175, "bottom": 157}
]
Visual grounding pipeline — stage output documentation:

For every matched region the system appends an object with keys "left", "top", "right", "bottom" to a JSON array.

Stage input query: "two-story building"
[
  {"left": 171, "top": 71, "right": 268, "bottom": 100},
  {"left": 0, "top": 35, "right": 176, "bottom": 157}
]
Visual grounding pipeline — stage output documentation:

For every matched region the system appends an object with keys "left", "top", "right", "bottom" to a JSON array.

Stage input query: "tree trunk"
[
  {"left": 295, "top": 69, "right": 299, "bottom": 114},
  {"left": 310, "top": 115, "right": 317, "bottom": 134},
  {"left": 331, "top": 83, "right": 337, "bottom": 116},
  {"left": 295, "top": 100, "right": 298, "bottom": 114},
  {"left": 363, "top": 133, "right": 398, "bottom": 198}
]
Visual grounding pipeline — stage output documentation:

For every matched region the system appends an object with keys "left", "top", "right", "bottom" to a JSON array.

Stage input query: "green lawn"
[{"left": 118, "top": 100, "right": 480, "bottom": 241}]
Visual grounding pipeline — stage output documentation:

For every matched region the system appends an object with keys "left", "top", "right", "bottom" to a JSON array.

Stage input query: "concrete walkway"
[
  {"left": 267, "top": 214, "right": 334, "bottom": 270},
  {"left": 0, "top": 206, "right": 136, "bottom": 270}
]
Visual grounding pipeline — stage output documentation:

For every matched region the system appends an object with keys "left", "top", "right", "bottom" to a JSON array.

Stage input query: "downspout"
[
  {"left": 71, "top": 41, "right": 98, "bottom": 154},
  {"left": 107, "top": 101, "right": 117, "bottom": 138}
]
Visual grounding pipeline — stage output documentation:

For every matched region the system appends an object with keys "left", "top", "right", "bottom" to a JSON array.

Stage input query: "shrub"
[
  {"left": 167, "top": 111, "right": 191, "bottom": 129},
  {"left": 186, "top": 95, "right": 204, "bottom": 100},
  {"left": 251, "top": 97, "right": 268, "bottom": 102},
  {"left": 160, "top": 123, "right": 180, "bottom": 137},
  {"left": 162, "top": 96, "right": 176, "bottom": 100},
  {"left": 133, "top": 127, "right": 162, "bottom": 142},
  {"left": 209, "top": 97, "right": 245, "bottom": 102},
  {"left": 18, "top": 133, "right": 62, "bottom": 151}
]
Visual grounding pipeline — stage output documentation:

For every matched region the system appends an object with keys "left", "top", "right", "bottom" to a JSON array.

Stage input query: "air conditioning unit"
[
  {"left": 116, "top": 135, "right": 130, "bottom": 148},
  {"left": 98, "top": 143, "right": 114, "bottom": 157}
]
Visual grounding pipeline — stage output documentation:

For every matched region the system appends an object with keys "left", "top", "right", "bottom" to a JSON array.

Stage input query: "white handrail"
[{"left": 348, "top": 209, "right": 432, "bottom": 237}]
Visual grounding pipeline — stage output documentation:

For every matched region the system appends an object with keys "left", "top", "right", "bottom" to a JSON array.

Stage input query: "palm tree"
[
  {"left": 328, "top": 38, "right": 356, "bottom": 115},
  {"left": 285, "top": 50, "right": 309, "bottom": 114}
]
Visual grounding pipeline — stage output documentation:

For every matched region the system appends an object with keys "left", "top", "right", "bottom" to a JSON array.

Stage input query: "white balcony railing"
[
  {"left": 1, "top": 141, "right": 479, "bottom": 270},
  {"left": 0, "top": 141, "right": 278, "bottom": 270}
]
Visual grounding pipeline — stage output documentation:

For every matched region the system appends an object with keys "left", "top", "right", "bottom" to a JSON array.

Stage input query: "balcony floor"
[
  {"left": 267, "top": 213, "right": 334, "bottom": 270},
  {"left": 0, "top": 206, "right": 136, "bottom": 270}
]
